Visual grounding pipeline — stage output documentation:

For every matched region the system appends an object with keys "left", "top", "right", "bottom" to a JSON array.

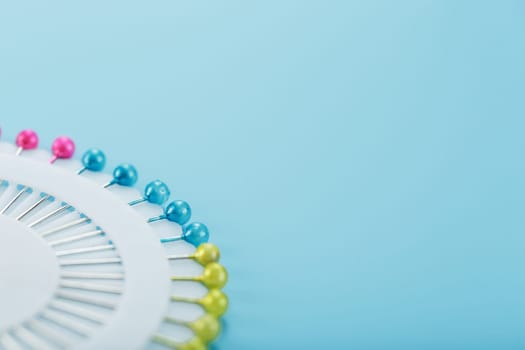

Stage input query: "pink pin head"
[
  {"left": 50, "top": 136, "right": 75, "bottom": 163},
  {"left": 16, "top": 130, "right": 39, "bottom": 150}
]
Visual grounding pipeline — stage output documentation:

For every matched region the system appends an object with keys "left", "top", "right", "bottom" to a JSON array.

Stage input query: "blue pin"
[
  {"left": 148, "top": 200, "right": 191, "bottom": 224},
  {"left": 129, "top": 180, "right": 171, "bottom": 206},
  {"left": 103, "top": 163, "right": 138, "bottom": 188},
  {"left": 77, "top": 148, "right": 106, "bottom": 174},
  {"left": 160, "top": 222, "right": 210, "bottom": 246}
]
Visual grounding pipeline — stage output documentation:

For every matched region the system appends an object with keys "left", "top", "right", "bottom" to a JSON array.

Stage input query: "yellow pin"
[
  {"left": 167, "top": 243, "right": 221, "bottom": 266},
  {"left": 165, "top": 314, "right": 221, "bottom": 344},
  {"left": 171, "top": 289, "right": 229, "bottom": 317},
  {"left": 171, "top": 262, "right": 228, "bottom": 289}
]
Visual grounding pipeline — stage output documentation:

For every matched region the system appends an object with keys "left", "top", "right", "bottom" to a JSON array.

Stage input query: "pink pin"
[
  {"left": 50, "top": 136, "right": 75, "bottom": 163},
  {"left": 15, "top": 129, "right": 39, "bottom": 156}
]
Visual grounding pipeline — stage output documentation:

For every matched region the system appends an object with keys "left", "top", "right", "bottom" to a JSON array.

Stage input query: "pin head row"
[
  {"left": 10, "top": 130, "right": 214, "bottom": 253},
  {"left": 15, "top": 129, "right": 75, "bottom": 162},
  {"left": 8, "top": 129, "right": 216, "bottom": 248}
]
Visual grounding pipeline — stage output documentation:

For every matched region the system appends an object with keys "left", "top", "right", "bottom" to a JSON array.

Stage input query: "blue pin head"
[
  {"left": 81, "top": 148, "right": 106, "bottom": 172},
  {"left": 144, "top": 180, "right": 171, "bottom": 205},
  {"left": 183, "top": 222, "right": 209, "bottom": 246},
  {"left": 165, "top": 200, "right": 192, "bottom": 225},
  {"left": 111, "top": 163, "right": 138, "bottom": 187}
]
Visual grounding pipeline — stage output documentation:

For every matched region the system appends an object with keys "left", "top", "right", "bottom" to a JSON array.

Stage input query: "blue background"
[{"left": 1, "top": 1, "right": 524, "bottom": 349}]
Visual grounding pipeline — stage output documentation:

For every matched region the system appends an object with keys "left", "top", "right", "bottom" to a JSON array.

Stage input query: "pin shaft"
[
  {"left": 12, "top": 326, "right": 52, "bottom": 350},
  {"left": 41, "top": 217, "right": 89, "bottom": 237},
  {"left": 49, "top": 300, "right": 105, "bottom": 324},
  {"left": 28, "top": 204, "right": 71, "bottom": 228},
  {"left": 171, "top": 276, "right": 200, "bottom": 282},
  {"left": 170, "top": 295, "right": 197, "bottom": 303},
  {"left": 56, "top": 291, "right": 116, "bottom": 310},
  {"left": 164, "top": 316, "right": 189, "bottom": 325},
  {"left": 48, "top": 229, "right": 103, "bottom": 247},
  {"left": 147, "top": 215, "right": 165, "bottom": 223},
  {"left": 60, "top": 271, "right": 124, "bottom": 280},
  {"left": 55, "top": 244, "right": 114, "bottom": 257},
  {"left": 26, "top": 319, "right": 71, "bottom": 349},
  {"left": 60, "top": 281, "right": 123, "bottom": 294},
  {"left": 0, "top": 332, "right": 20, "bottom": 350},
  {"left": 160, "top": 236, "right": 183, "bottom": 243},
  {"left": 59, "top": 257, "right": 121, "bottom": 266},
  {"left": 41, "top": 310, "right": 93, "bottom": 336},
  {"left": 16, "top": 195, "right": 50, "bottom": 221},
  {"left": 151, "top": 334, "right": 182, "bottom": 349},
  {"left": 102, "top": 180, "right": 115, "bottom": 189},
  {"left": 128, "top": 197, "right": 146, "bottom": 206},
  {"left": 166, "top": 255, "right": 192, "bottom": 260},
  {"left": 0, "top": 186, "right": 28, "bottom": 215}
]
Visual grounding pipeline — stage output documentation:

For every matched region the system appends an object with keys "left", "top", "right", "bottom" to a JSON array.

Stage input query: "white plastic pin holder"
[{"left": 0, "top": 129, "right": 228, "bottom": 350}]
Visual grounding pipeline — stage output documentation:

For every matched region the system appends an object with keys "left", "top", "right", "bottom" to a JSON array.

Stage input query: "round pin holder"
[{"left": 0, "top": 129, "right": 228, "bottom": 350}]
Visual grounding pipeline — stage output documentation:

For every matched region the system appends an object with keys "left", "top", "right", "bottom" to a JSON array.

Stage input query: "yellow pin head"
[
  {"left": 200, "top": 262, "right": 228, "bottom": 289},
  {"left": 191, "top": 314, "right": 221, "bottom": 343},
  {"left": 200, "top": 289, "right": 229, "bottom": 317},
  {"left": 193, "top": 243, "right": 221, "bottom": 265}
]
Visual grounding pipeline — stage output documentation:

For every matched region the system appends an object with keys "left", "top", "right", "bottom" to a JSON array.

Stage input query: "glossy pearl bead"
[
  {"left": 81, "top": 148, "right": 106, "bottom": 172},
  {"left": 193, "top": 243, "right": 221, "bottom": 265},
  {"left": 105, "top": 163, "right": 138, "bottom": 188},
  {"left": 200, "top": 262, "right": 228, "bottom": 289},
  {"left": 147, "top": 200, "right": 191, "bottom": 224},
  {"left": 166, "top": 200, "right": 191, "bottom": 225},
  {"left": 15, "top": 129, "right": 39, "bottom": 155},
  {"left": 190, "top": 314, "right": 221, "bottom": 343},
  {"left": 184, "top": 222, "right": 209, "bottom": 246},
  {"left": 200, "top": 289, "right": 228, "bottom": 317},
  {"left": 145, "top": 180, "right": 170, "bottom": 204},
  {"left": 50, "top": 136, "right": 75, "bottom": 163}
]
